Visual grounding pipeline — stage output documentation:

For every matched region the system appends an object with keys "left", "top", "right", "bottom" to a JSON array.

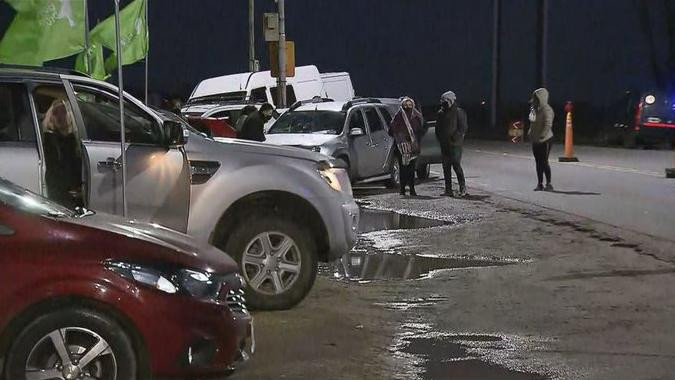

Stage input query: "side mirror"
[
  {"left": 349, "top": 127, "right": 365, "bottom": 137},
  {"left": 164, "top": 120, "right": 188, "bottom": 147}
]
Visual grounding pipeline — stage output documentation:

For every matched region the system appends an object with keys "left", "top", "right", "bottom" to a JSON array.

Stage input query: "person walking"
[
  {"left": 389, "top": 97, "right": 425, "bottom": 196},
  {"left": 240, "top": 103, "right": 274, "bottom": 142},
  {"left": 435, "top": 91, "right": 468, "bottom": 197},
  {"left": 528, "top": 88, "right": 555, "bottom": 191}
]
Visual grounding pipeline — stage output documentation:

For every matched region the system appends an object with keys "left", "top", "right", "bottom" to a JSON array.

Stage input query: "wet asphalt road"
[
  {"left": 232, "top": 142, "right": 675, "bottom": 380},
  {"left": 441, "top": 141, "right": 675, "bottom": 241}
]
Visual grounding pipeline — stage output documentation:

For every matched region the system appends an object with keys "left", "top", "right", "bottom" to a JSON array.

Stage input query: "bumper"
[
  {"left": 637, "top": 124, "right": 674, "bottom": 142},
  {"left": 134, "top": 292, "right": 253, "bottom": 378},
  {"left": 323, "top": 196, "right": 359, "bottom": 262}
]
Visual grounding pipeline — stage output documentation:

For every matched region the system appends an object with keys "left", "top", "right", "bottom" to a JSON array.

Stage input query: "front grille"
[{"left": 225, "top": 288, "right": 248, "bottom": 313}]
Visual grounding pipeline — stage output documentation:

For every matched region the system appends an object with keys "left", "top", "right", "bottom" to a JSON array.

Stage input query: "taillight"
[{"left": 634, "top": 101, "right": 643, "bottom": 131}]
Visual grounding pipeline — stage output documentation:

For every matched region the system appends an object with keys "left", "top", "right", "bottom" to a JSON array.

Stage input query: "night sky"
[{"left": 1, "top": 0, "right": 673, "bottom": 121}]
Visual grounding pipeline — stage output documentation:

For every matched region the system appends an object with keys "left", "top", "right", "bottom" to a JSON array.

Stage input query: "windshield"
[
  {"left": 268, "top": 111, "right": 346, "bottom": 135},
  {"left": 0, "top": 178, "right": 76, "bottom": 218}
]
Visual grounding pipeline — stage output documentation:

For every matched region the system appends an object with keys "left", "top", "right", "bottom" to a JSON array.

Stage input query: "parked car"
[
  {"left": 0, "top": 66, "right": 359, "bottom": 310},
  {"left": 265, "top": 98, "right": 399, "bottom": 185},
  {"left": 0, "top": 177, "right": 252, "bottom": 379},
  {"left": 612, "top": 90, "right": 675, "bottom": 148},
  {"left": 189, "top": 65, "right": 325, "bottom": 109},
  {"left": 181, "top": 101, "right": 278, "bottom": 134}
]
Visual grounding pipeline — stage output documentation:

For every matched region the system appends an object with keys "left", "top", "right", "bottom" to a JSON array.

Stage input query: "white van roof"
[{"left": 190, "top": 65, "right": 322, "bottom": 99}]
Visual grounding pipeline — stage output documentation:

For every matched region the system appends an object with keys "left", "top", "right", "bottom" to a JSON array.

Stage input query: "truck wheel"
[
  {"left": 416, "top": 164, "right": 430, "bottom": 180},
  {"left": 225, "top": 214, "right": 317, "bottom": 310},
  {"left": 385, "top": 157, "right": 400, "bottom": 189},
  {"left": 5, "top": 308, "right": 138, "bottom": 380}
]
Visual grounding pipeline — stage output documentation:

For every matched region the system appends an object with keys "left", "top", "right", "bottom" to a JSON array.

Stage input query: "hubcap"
[
  {"left": 25, "top": 327, "right": 117, "bottom": 380},
  {"left": 242, "top": 232, "right": 302, "bottom": 295}
]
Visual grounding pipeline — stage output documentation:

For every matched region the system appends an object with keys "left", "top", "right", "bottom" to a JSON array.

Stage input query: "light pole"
[
  {"left": 248, "top": 0, "right": 256, "bottom": 72},
  {"left": 277, "top": 0, "right": 287, "bottom": 108},
  {"left": 114, "top": 0, "right": 128, "bottom": 218},
  {"left": 491, "top": 0, "right": 500, "bottom": 130}
]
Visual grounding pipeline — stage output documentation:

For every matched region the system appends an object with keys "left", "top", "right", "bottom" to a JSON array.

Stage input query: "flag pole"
[
  {"left": 144, "top": 0, "right": 149, "bottom": 105},
  {"left": 83, "top": 0, "right": 90, "bottom": 73},
  {"left": 114, "top": 0, "right": 128, "bottom": 218}
]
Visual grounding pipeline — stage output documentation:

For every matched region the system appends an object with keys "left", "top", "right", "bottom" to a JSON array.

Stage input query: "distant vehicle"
[
  {"left": 186, "top": 116, "right": 238, "bottom": 138},
  {"left": 188, "top": 65, "right": 325, "bottom": 109},
  {"left": 0, "top": 178, "right": 252, "bottom": 379},
  {"left": 181, "top": 102, "right": 278, "bottom": 134},
  {"left": 320, "top": 72, "right": 355, "bottom": 101},
  {"left": 0, "top": 67, "right": 359, "bottom": 310},
  {"left": 614, "top": 90, "right": 675, "bottom": 148},
  {"left": 266, "top": 98, "right": 403, "bottom": 185}
]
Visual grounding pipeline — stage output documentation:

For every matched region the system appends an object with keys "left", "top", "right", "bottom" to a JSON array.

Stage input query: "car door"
[
  {"left": 0, "top": 81, "right": 43, "bottom": 194},
  {"left": 364, "top": 106, "right": 391, "bottom": 176},
  {"left": 346, "top": 107, "right": 372, "bottom": 178},
  {"left": 67, "top": 81, "right": 191, "bottom": 232}
]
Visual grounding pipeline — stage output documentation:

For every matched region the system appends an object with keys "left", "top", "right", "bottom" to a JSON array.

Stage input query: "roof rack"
[
  {"left": 185, "top": 92, "right": 254, "bottom": 106},
  {"left": 0, "top": 64, "right": 89, "bottom": 77},
  {"left": 342, "top": 97, "right": 381, "bottom": 111},
  {"left": 289, "top": 96, "right": 335, "bottom": 111}
]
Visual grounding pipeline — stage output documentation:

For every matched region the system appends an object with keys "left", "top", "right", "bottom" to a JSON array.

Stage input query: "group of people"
[{"left": 388, "top": 87, "right": 555, "bottom": 197}]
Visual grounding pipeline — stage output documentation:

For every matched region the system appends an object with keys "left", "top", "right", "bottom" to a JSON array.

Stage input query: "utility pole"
[
  {"left": 277, "top": 0, "right": 287, "bottom": 108},
  {"left": 83, "top": 0, "right": 90, "bottom": 73},
  {"left": 490, "top": 0, "right": 500, "bottom": 130},
  {"left": 114, "top": 0, "right": 128, "bottom": 218},
  {"left": 538, "top": 0, "right": 549, "bottom": 88},
  {"left": 144, "top": 0, "right": 149, "bottom": 104},
  {"left": 248, "top": 0, "right": 256, "bottom": 72}
]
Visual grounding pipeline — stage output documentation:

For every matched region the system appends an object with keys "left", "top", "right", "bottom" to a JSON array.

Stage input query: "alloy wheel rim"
[
  {"left": 241, "top": 231, "right": 302, "bottom": 295},
  {"left": 25, "top": 327, "right": 117, "bottom": 380}
]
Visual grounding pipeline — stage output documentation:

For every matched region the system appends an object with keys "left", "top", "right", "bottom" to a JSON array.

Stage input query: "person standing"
[
  {"left": 234, "top": 105, "right": 258, "bottom": 137},
  {"left": 389, "top": 97, "right": 425, "bottom": 196},
  {"left": 435, "top": 91, "right": 468, "bottom": 197},
  {"left": 240, "top": 103, "right": 274, "bottom": 142},
  {"left": 528, "top": 88, "right": 555, "bottom": 191}
]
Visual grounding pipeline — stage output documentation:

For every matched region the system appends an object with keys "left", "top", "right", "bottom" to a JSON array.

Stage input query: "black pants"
[
  {"left": 399, "top": 157, "right": 417, "bottom": 193},
  {"left": 442, "top": 147, "right": 465, "bottom": 192},
  {"left": 532, "top": 139, "right": 552, "bottom": 185}
]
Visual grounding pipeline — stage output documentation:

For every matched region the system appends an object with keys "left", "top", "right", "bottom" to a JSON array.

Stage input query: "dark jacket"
[
  {"left": 239, "top": 111, "right": 266, "bottom": 142},
  {"left": 43, "top": 131, "right": 82, "bottom": 207},
  {"left": 388, "top": 108, "right": 425, "bottom": 154},
  {"left": 435, "top": 104, "right": 468, "bottom": 154}
]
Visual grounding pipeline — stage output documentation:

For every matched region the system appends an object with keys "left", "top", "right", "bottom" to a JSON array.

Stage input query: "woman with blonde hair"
[{"left": 42, "top": 99, "right": 82, "bottom": 208}]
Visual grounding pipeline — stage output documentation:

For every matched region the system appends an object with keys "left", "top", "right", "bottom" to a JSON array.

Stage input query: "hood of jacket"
[{"left": 532, "top": 88, "right": 550, "bottom": 109}]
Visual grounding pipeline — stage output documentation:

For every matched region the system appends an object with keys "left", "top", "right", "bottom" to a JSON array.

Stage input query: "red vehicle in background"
[
  {"left": 0, "top": 178, "right": 252, "bottom": 379},
  {"left": 187, "top": 116, "right": 238, "bottom": 138}
]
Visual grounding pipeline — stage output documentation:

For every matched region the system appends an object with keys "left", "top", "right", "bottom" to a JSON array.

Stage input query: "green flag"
[
  {"left": 90, "top": 0, "right": 148, "bottom": 69},
  {"left": 75, "top": 42, "right": 109, "bottom": 80},
  {"left": 0, "top": 0, "right": 85, "bottom": 65}
]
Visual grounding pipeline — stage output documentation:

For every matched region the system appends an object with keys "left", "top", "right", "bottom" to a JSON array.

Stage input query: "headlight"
[
  {"left": 106, "top": 261, "right": 224, "bottom": 300},
  {"left": 319, "top": 164, "right": 352, "bottom": 195},
  {"left": 645, "top": 95, "right": 656, "bottom": 105}
]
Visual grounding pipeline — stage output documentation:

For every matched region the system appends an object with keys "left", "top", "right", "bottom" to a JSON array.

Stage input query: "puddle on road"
[
  {"left": 358, "top": 207, "right": 451, "bottom": 233},
  {"left": 400, "top": 335, "right": 548, "bottom": 380}
]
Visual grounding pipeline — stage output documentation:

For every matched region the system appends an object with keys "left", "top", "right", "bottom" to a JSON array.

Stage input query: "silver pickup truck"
[{"left": 0, "top": 67, "right": 359, "bottom": 310}]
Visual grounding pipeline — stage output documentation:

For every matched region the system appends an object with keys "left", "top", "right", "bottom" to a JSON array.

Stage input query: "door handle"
[{"left": 97, "top": 157, "right": 122, "bottom": 171}]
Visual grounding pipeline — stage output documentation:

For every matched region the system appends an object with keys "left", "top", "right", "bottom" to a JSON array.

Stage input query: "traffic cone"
[{"left": 559, "top": 101, "right": 579, "bottom": 162}]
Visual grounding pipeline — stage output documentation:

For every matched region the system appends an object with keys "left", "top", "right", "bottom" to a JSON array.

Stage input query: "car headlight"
[
  {"left": 645, "top": 95, "right": 656, "bottom": 105},
  {"left": 318, "top": 161, "right": 352, "bottom": 195},
  {"left": 106, "top": 261, "right": 224, "bottom": 300}
]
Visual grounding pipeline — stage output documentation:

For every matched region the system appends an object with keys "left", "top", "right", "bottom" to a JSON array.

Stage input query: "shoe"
[
  {"left": 458, "top": 187, "right": 467, "bottom": 197},
  {"left": 410, "top": 189, "right": 418, "bottom": 197},
  {"left": 545, "top": 184, "right": 554, "bottom": 191},
  {"left": 442, "top": 191, "right": 454, "bottom": 197},
  {"left": 534, "top": 184, "right": 544, "bottom": 191}
]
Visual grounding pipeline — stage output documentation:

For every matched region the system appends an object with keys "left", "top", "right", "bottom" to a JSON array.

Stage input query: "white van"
[
  {"left": 189, "top": 65, "right": 325, "bottom": 108},
  {"left": 321, "top": 72, "right": 355, "bottom": 101}
]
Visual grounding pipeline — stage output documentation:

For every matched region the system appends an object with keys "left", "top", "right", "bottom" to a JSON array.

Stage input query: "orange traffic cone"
[{"left": 559, "top": 101, "right": 579, "bottom": 162}]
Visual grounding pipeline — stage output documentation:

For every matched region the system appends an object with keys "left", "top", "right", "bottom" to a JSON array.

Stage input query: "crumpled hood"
[
  {"left": 532, "top": 88, "right": 550, "bottom": 108},
  {"left": 69, "top": 212, "right": 237, "bottom": 274},
  {"left": 263, "top": 133, "right": 338, "bottom": 147}
]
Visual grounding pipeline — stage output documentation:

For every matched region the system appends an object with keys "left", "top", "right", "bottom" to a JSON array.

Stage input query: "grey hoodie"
[{"left": 528, "top": 88, "right": 554, "bottom": 143}]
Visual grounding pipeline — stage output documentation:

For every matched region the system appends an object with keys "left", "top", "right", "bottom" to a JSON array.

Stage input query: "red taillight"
[{"left": 634, "top": 101, "right": 643, "bottom": 131}]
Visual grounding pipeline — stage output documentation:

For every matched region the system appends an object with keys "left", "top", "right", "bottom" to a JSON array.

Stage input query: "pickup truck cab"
[{"left": 0, "top": 67, "right": 359, "bottom": 310}]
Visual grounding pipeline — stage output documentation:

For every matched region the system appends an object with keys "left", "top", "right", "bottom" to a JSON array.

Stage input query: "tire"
[
  {"left": 416, "top": 163, "right": 430, "bottom": 180},
  {"left": 385, "top": 156, "right": 400, "bottom": 189},
  {"left": 225, "top": 213, "right": 318, "bottom": 310},
  {"left": 5, "top": 308, "right": 137, "bottom": 380}
]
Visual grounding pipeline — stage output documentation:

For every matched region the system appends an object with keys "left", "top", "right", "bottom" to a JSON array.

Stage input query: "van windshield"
[
  {"left": 268, "top": 111, "right": 346, "bottom": 135},
  {"left": 0, "top": 178, "right": 76, "bottom": 218}
]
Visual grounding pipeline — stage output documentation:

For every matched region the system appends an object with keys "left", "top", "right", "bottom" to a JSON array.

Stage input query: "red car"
[
  {"left": 0, "top": 178, "right": 253, "bottom": 379},
  {"left": 187, "top": 116, "right": 238, "bottom": 138}
]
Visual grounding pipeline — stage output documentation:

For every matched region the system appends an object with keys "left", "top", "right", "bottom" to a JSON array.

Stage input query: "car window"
[
  {"left": 250, "top": 87, "right": 267, "bottom": 103},
  {"left": 378, "top": 106, "right": 392, "bottom": 126},
  {"left": 270, "top": 85, "right": 297, "bottom": 107},
  {"left": 348, "top": 109, "right": 366, "bottom": 132},
  {"left": 73, "top": 86, "right": 162, "bottom": 145},
  {"left": 0, "top": 83, "right": 36, "bottom": 142},
  {"left": 268, "top": 110, "right": 346, "bottom": 135},
  {"left": 364, "top": 107, "right": 384, "bottom": 132}
]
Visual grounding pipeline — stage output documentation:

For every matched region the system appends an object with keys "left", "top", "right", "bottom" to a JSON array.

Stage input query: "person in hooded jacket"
[
  {"left": 240, "top": 103, "right": 274, "bottom": 142},
  {"left": 435, "top": 91, "right": 468, "bottom": 197},
  {"left": 528, "top": 88, "right": 555, "bottom": 191},
  {"left": 389, "top": 97, "right": 425, "bottom": 196}
]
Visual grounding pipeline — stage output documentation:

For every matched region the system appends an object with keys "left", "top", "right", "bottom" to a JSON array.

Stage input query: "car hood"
[
  {"left": 70, "top": 212, "right": 237, "bottom": 274},
  {"left": 264, "top": 133, "right": 339, "bottom": 147},
  {"left": 194, "top": 132, "right": 327, "bottom": 162}
]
